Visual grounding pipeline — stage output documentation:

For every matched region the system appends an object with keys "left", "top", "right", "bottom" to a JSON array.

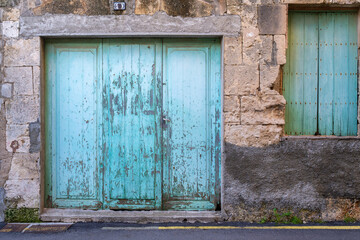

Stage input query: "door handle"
[{"left": 163, "top": 118, "right": 171, "bottom": 122}]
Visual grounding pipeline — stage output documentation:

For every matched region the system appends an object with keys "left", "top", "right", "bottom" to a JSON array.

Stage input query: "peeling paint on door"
[{"left": 45, "top": 39, "right": 221, "bottom": 210}]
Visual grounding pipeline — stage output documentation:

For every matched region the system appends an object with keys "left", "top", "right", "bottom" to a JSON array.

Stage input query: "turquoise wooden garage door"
[{"left": 45, "top": 39, "right": 221, "bottom": 210}]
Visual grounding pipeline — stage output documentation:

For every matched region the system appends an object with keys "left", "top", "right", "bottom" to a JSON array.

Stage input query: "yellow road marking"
[
  {"left": 158, "top": 226, "right": 360, "bottom": 230},
  {"left": 158, "top": 226, "right": 241, "bottom": 230},
  {"left": 243, "top": 226, "right": 360, "bottom": 230}
]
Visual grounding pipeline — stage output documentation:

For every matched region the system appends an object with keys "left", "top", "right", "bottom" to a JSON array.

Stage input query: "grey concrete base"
[{"left": 41, "top": 209, "right": 223, "bottom": 223}]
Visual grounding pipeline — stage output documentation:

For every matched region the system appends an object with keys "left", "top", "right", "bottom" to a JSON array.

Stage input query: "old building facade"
[{"left": 0, "top": 0, "right": 360, "bottom": 222}]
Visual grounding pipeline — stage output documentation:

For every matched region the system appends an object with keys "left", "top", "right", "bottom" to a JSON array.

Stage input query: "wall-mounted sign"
[{"left": 114, "top": 2, "right": 126, "bottom": 11}]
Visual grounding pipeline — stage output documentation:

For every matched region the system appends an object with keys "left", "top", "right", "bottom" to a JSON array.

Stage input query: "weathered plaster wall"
[
  {"left": 0, "top": 0, "right": 360, "bottom": 223},
  {"left": 224, "top": 139, "right": 360, "bottom": 222}
]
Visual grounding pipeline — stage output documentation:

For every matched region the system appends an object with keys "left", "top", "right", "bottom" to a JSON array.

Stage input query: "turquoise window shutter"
[{"left": 284, "top": 12, "right": 358, "bottom": 136}]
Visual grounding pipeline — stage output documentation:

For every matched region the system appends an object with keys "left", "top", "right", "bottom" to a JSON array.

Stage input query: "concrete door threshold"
[{"left": 41, "top": 208, "right": 223, "bottom": 223}]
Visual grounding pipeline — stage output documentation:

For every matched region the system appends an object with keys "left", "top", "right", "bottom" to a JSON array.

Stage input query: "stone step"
[{"left": 41, "top": 208, "right": 223, "bottom": 223}]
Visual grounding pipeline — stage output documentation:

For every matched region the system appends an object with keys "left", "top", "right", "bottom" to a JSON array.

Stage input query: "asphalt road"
[{"left": 1, "top": 222, "right": 360, "bottom": 240}]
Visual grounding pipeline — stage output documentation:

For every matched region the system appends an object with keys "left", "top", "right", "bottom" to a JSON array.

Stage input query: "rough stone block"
[
  {"left": 32, "top": 66, "right": 40, "bottom": 95},
  {"left": 225, "top": 124, "right": 283, "bottom": 147},
  {"left": 243, "top": 26, "right": 260, "bottom": 49},
  {"left": 135, "top": 0, "right": 160, "bottom": 15},
  {"left": 4, "top": 179, "right": 40, "bottom": 208},
  {"left": 4, "top": 38, "right": 40, "bottom": 67},
  {"left": 2, "top": 7, "right": 20, "bottom": 21},
  {"left": 0, "top": 98, "right": 3, "bottom": 112},
  {"left": 224, "top": 95, "right": 240, "bottom": 112},
  {"left": 32, "top": 0, "right": 110, "bottom": 15},
  {"left": 224, "top": 112, "right": 241, "bottom": 124},
  {"left": 274, "top": 35, "right": 286, "bottom": 65},
  {"left": 260, "top": 35, "right": 273, "bottom": 64},
  {"left": 224, "top": 36, "right": 242, "bottom": 65},
  {"left": 7, "top": 153, "right": 40, "bottom": 180},
  {"left": 0, "top": 41, "right": 3, "bottom": 68},
  {"left": 227, "top": 5, "right": 241, "bottom": 15},
  {"left": 4, "top": 67, "right": 33, "bottom": 95},
  {"left": 5, "top": 96, "right": 40, "bottom": 124},
  {"left": 26, "top": 0, "right": 42, "bottom": 9},
  {"left": 243, "top": 27, "right": 260, "bottom": 65},
  {"left": 260, "top": 64, "right": 281, "bottom": 94},
  {"left": 6, "top": 124, "right": 30, "bottom": 153},
  {"left": 217, "top": 0, "right": 227, "bottom": 15},
  {"left": 161, "top": 0, "right": 213, "bottom": 17},
  {"left": 258, "top": 5, "right": 287, "bottom": 35},
  {"left": 241, "top": 94, "right": 286, "bottom": 125},
  {"left": 224, "top": 64, "right": 259, "bottom": 95},
  {"left": 283, "top": 0, "right": 324, "bottom": 3},
  {"left": 226, "top": 0, "right": 241, "bottom": 15},
  {"left": 260, "top": 0, "right": 275, "bottom": 3},
  {"left": 243, "top": 0, "right": 261, "bottom": 3},
  {"left": 224, "top": 96, "right": 241, "bottom": 123},
  {"left": 0, "top": 0, "right": 20, "bottom": 7},
  {"left": 2, "top": 21, "right": 19, "bottom": 38},
  {"left": 241, "top": 4, "right": 258, "bottom": 26},
  {"left": 243, "top": 45, "right": 261, "bottom": 65},
  {"left": 0, "top": 157, "right": 11, "bottom": 187},
  {"left": 29, "top": 121, "right": 40, "bottom": 153},
  {"left": 1, "top": 83, "right": 13, "bottom": 98}
]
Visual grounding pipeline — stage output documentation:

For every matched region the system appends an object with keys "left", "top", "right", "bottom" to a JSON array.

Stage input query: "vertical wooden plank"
[
  {"left": 319, "top": 12, "right": 335, "bottom": 135},
  {"left": 45, "top": 41, "right": 55, "bottom": 207},
  {"left": 303, "top": 13, "right": 319, "bottom": 135},
  {"left": 104, "top": 39, "right": 161, "bottom": 210},
  {"left": 102, "top": 39, "right": 110, "bottom": 207},
  {"left": 319, "top": 12, "right": 357, "bottom": 136},
  {"left": 347, "top": 13, "right": 358, "bottom": 136},
  {"left": 167, "top": 47, "right": 208, "bottom": 198},
  {"left": 284, "top": 13, "right": 318, "bottom": 135},
  {"left": 210, "top": 42, "right": 222, "bottom": 207},
  {"left": 333, "top": 13, "right": 350, "bottom": 136},
  {"left": 283, "top": 15, "right": 291, "bottom": 135},
  {"left": 291, "top": 12, "right": 305, "bottom": 135},
  {"left": 285, "top": 12, "right": 304, "bottom": 135},
  {"left": 57, "top": 46, "right": 97, "bottom": 201},
  {"left": 45, "top": 40, "right": 102, "bottom": 209},
  {"left": 162, "top": 39, "right": 221, "bottom": 210},
  {"left": 154, "top": 40, "right": 163, "bottom": 209}
]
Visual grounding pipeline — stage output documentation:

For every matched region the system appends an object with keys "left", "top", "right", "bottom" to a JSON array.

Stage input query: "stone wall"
[
  {"left": 0, "top": 0, "right": 360, "bottom": 222},
  {"left": 0, "top": 1, "right": 41, "bottom": 217}
]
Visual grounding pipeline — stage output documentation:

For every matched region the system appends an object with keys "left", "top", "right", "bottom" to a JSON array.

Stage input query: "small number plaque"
[{"left": 114, "top": 2, "right": 126, "bottom": 11}]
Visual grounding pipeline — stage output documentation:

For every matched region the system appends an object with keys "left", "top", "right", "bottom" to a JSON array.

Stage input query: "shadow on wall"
[{"left": 223, "top": 140, "right": 360, "bottom": 222}]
